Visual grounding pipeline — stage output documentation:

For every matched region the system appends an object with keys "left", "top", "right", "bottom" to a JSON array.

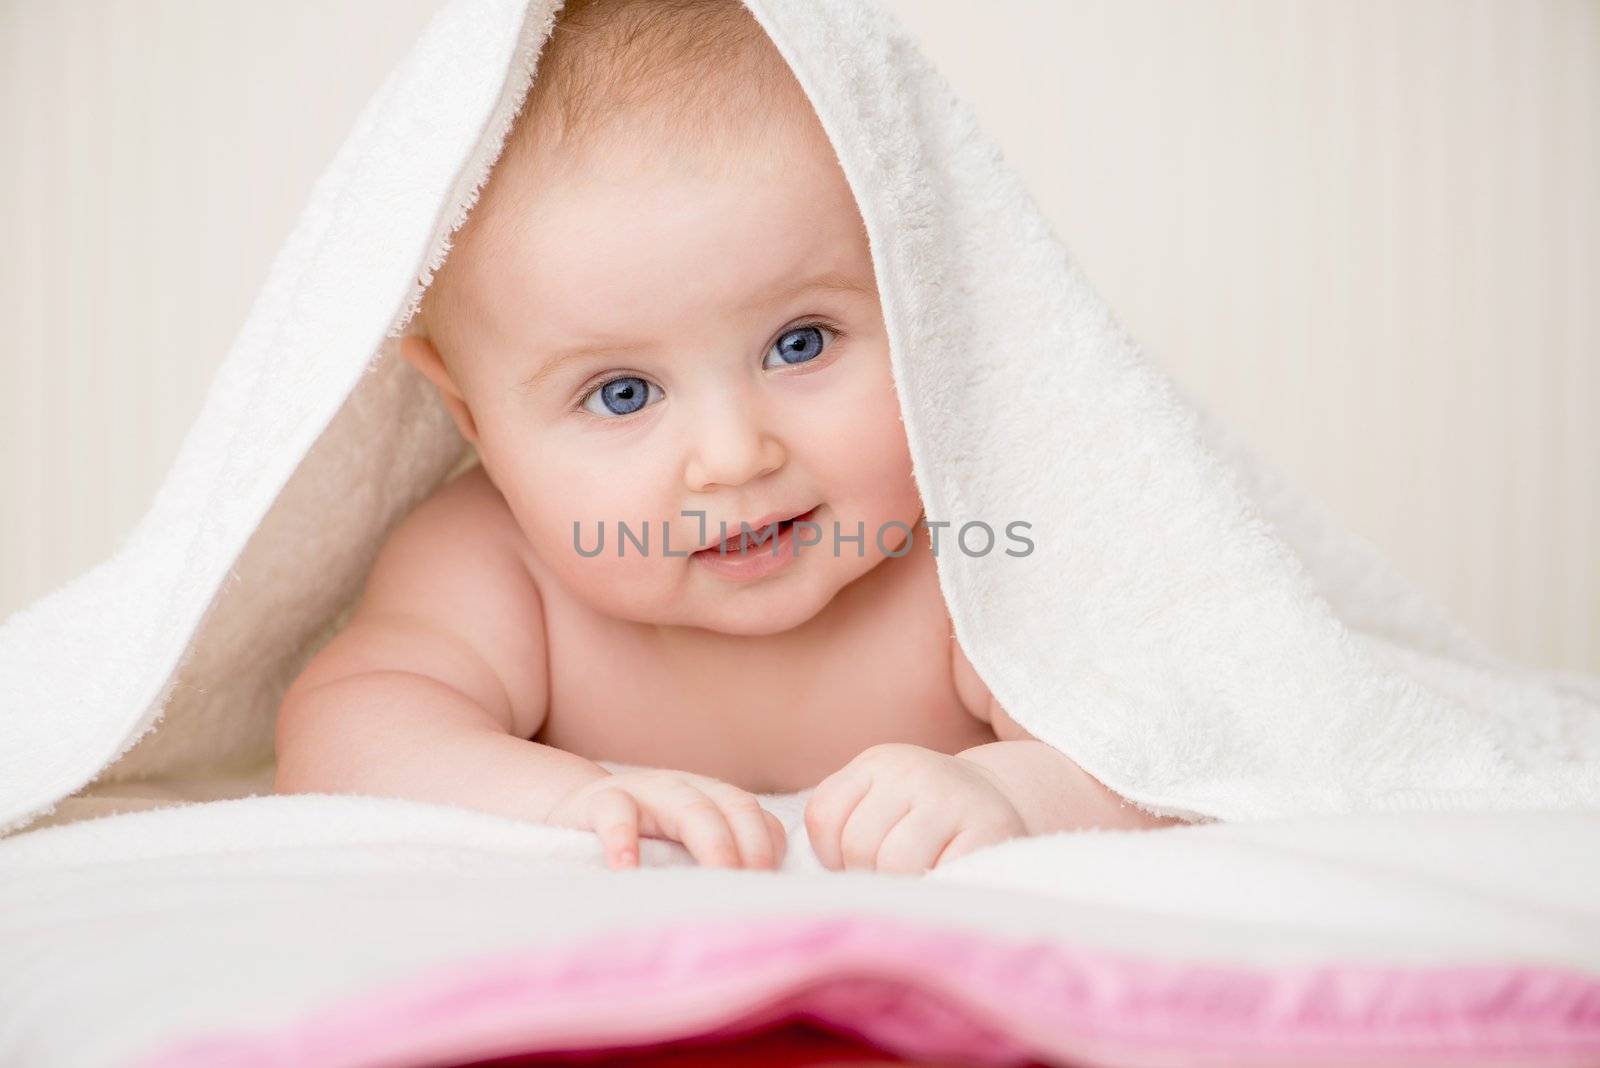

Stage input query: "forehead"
[{"left": 448, "top": 116, "right": 874, "bottom": 348}]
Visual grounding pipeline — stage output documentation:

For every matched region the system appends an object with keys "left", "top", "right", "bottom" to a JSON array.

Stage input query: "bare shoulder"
[
  {"left": 933, "top": 538, "right": 1032, "bottom": 743},
  {"left": 948, "top": 630, "right": 1036, "bottom": 743},
  {"left": 284, "top": 461, "right": 550, "bottom": 740},
  {"left": 860, "top": 526, "right": 999, "bottom": 726},
  {"left": 947, "top": 626, "right": 991, "bottom": 724}
]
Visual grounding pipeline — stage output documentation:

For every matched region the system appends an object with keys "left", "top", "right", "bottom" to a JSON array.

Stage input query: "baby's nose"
[{"left": 683, "top": 404, "right": 785, "bottom": 492}]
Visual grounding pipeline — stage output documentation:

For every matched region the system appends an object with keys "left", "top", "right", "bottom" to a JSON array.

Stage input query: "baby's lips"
[{"left": 695, "top": 504, "right": 819, "bottom": 552}]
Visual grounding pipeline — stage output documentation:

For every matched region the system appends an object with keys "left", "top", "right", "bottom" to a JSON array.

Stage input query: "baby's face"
[{"left": 414, "top": 115, "right": 922, "bottom": 637}]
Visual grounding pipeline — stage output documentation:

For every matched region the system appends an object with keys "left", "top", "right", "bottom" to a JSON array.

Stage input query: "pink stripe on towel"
[{"left": 139, "top": 914, "right": 1600, "bottom": 1068}]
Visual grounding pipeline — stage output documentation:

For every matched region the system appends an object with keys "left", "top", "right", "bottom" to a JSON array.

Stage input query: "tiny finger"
[
  {"left": 805, "top": 772, "right": 872, "bottom": 871},
  {"left": 762, "top": 809, "right": 788, "bottom": 868},
  {"left": 659, "top": 782, "right": 741, "bottom": 868},
  {"left": 703, "top": 784, "right": 779, "bottom": 869},
  {"left": 839, "top": 789, "right": 912, "bottom": 873},
  {"left": 588, "top": 787, "right": 641, "bottom": 870},
  {"left": 874, "top": 806, "right": 959, "bottom": 876},
  {"left": 931, "top": 826, "right": 985, "bottom": 870}
]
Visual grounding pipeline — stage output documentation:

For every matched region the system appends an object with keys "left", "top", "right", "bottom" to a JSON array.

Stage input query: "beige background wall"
[{"left": 2, "top": 0, "right": 1595, "bottom": 673}]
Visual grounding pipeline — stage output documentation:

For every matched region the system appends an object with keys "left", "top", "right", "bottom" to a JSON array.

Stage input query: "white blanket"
[
  {"left": 2, "top": 0, "right": 1596, "bottom": 836},
  {"left": 3, "top": 798, "right": 1599, "bottom": 1066},
  {"left": 2, "top": 0, "right": 1599, "bottom": 1063}
]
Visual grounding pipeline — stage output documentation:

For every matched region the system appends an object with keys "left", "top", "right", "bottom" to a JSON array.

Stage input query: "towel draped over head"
[{"left": 3, "top": 0, "right": 1598, "bottom": 840}]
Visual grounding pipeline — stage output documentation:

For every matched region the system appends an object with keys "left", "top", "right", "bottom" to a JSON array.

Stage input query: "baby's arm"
[
  {"left": 275, "top": 470, "right": 787, "bottom": 870},
  {"left": 949, "top": 638, "right": 1184, "bottom": 833},
  {"left": 274, "top": 472, "right": 607, "bottom": 825},
  {"left": 802, "top": 638, "right": 1184, "bottom": 874}
]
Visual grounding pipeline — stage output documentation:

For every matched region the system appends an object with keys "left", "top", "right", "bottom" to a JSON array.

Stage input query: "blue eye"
[
  {"left": 762, "top": 324, "right": 834, "bottom": 369},
  {"left": 581, "top": 375, "right": 660, "bottom": 417}
]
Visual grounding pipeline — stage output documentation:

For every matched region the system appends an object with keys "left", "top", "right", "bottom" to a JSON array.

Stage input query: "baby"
[{"left": 274, "top": 0, "right": 1178, "bottom": 874}]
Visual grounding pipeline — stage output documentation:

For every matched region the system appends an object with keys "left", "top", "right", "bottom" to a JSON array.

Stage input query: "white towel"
[{"left": 3, "top": 0, "right": 1597, "bottom": 843}]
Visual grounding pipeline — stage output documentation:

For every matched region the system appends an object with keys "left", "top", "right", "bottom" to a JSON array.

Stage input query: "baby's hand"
[
  {"left": 805, "top": 743, "right": 1026, "bottom": 875},
  {"left": 545, "top": 769, "right": 787, "bottom": 871}
]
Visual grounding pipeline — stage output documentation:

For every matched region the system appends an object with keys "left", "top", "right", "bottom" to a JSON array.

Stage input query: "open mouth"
[{"left": 696, "top": 505, "right": 820, "bottom": 554}]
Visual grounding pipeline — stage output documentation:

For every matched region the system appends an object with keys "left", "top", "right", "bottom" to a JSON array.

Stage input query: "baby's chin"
[
  {"left": 680, "top": 536, "right": 898, "bottom": 636},
  {"left": 574, "top": 554, "right": 864, "bottom": 638},
  {"left": 679, "top": 580, "right": 839, "bottom": 637}
]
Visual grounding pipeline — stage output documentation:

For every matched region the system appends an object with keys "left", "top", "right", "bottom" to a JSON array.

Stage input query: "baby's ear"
[{"left": 399, "top": 334, "right": 479, "bottom": 444}]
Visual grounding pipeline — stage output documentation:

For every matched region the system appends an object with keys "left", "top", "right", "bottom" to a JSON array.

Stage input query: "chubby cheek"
[
  {"left": 492, "top": 433, "right": 688, "bottom": 617},
  {"left": 547, "top": 550, "right": 670, "bottom": 621},
  {"left": 809, "top": 370, "right": 922, "bottom": 534}
]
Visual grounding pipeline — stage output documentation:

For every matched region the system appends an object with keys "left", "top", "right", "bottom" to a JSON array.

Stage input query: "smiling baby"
[{"left": 273, "top": 0, "right": 1179, "bottom": 874}]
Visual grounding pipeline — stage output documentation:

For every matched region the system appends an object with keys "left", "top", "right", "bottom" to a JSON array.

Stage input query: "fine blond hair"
[{"left": 414, "top": 0, "right": 811, "bottom": 348}]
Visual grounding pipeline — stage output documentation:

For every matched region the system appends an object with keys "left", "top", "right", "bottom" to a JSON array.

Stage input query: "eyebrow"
[
  {"left": 512, "top": 343, "right": 649, "bottom": 396},
  {"left": 764, "top": 269, "right": 877, "bottom": 305},
  {"left": 510, "top": 269, "right": 877, "bottom": 396}
]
